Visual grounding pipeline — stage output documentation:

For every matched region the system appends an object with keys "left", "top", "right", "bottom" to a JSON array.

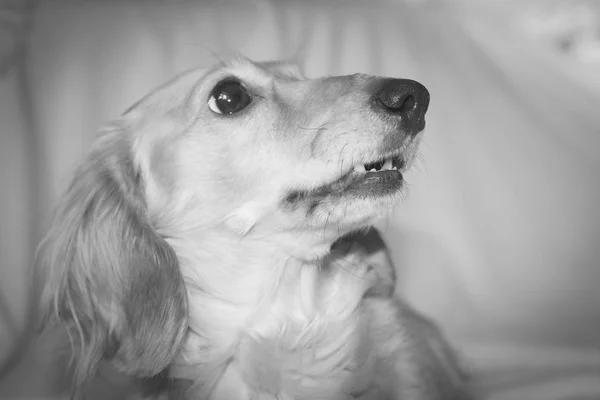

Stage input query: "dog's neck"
[{"left": 167, "top": 227, "right": 375, "bottom": 399}]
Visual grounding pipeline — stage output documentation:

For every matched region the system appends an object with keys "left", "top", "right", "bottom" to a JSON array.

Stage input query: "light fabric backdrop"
[{"left": 1, "top": 0, "right": 599, "bottom": 398}]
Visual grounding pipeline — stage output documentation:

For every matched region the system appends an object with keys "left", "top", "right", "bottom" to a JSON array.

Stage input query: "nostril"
[
  {"left": 376, "top": 93, "right": 417, "bottom": 114},
  {"left": 397, "top": 95, "right": 416, "bottom": 114}
]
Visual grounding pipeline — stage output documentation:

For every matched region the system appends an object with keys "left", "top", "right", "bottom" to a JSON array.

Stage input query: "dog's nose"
[{"left": 374, "top": 79, "right": 430, "bottom": 132}]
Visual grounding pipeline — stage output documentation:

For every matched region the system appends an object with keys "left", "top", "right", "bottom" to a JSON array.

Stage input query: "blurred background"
[{"left": 0, "top": 0, "right": 599, "bottom": 398}]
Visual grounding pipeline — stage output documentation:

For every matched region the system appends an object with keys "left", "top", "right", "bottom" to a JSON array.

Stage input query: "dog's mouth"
[
  {"left": 283, "top": 150, "right": 411, "bottom": 215},
  {"left": 284, "top": 148, "right": 414, "bottom": 210},
  {"left": 354, "top": 154, "right": 406, "bottom": 175},
  {"left": 334, "top": 153, "right": 406, "bottom": 196},
  {"left": 299, "top": 152, "right": 407, "bottom": 200}
]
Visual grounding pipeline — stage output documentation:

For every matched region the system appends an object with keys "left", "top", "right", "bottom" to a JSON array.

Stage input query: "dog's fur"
[{"left": 38, "top": 56, "right": 473, "bottom": 399}]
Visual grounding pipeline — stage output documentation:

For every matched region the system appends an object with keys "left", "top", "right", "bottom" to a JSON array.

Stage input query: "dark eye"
[{"left": 208, "top": 80, "right": 252, "bottom": 115}]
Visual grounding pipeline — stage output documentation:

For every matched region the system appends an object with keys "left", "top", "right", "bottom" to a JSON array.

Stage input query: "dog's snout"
[{"left": 374, "top": 79, "right": 430, "bottom": 132}]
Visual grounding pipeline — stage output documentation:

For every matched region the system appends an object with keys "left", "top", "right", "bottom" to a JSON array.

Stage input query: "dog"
[{"left": 38, "top": 55, "right": 473, "bottom": 399}]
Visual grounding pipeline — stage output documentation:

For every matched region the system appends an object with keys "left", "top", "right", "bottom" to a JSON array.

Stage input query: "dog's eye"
[{"left": 208, "top": 80, "right": 252, "bottom": 115}]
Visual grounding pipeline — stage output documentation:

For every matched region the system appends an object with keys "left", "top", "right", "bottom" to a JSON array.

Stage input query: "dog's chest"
[
  {"left": 175, "top": 244, "right": 380, "bottom": 400},
  {"left": 231, "top": 313, "right": 374, "bottom": 400},
  {"left": 217, "top": 268, "right": 375, "bottom": 399}
]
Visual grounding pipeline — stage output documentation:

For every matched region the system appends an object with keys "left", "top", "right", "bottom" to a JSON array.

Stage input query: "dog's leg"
[
  {"left": 332, "top": 229, "right": 472, "bottom": 399},
  {"left": 363, "top": 297, "right": 473, "bottom": 400}
]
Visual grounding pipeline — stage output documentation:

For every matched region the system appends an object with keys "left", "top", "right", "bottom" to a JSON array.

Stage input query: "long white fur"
[{"left": 38, "top": 56, "right": 473, "bottom": 400}]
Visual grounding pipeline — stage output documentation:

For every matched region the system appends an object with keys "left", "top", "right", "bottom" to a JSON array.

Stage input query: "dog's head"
[
  {"left": 38, "top": 56, "right": 429, "bottom": 389},
  {"left": 136, "top": 56, "right": 428, "bottom": 256}
]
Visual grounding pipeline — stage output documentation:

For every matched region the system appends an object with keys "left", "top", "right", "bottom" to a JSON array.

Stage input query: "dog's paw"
[{"left": 331, "top": 228, "right": 397, "bottom": 298}]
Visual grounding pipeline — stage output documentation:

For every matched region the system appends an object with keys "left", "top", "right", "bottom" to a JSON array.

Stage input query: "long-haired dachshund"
[{"left": 38, "top": 56, "right": 473, "bottom": 399}]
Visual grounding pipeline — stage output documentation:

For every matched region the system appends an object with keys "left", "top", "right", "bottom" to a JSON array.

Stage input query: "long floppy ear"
[{"left": 38, "top": 125, "right": 188, "bottom": 390}]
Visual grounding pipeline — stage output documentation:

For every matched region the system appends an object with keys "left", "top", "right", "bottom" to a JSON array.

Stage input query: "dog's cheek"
[
  {"left": 225, "top": 202, "right": 266, "bottom": 236},
  {"left": 146, "top": 138, "right": 177, "bottom": 194}
]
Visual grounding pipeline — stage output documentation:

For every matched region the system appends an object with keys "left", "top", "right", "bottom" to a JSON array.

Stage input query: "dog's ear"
[{"left": 38, "top": 125, "right": 188, "bottom": 390}]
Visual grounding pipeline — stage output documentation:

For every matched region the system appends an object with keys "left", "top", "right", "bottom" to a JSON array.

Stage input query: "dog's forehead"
[
  {"left": 124, "top": 58, "right": 304, "bottom": 115},
  {"left": 217, "top": 55, "right": 304, "bottom": 79},
  {"left": 263, "top": 61, "right": 304, "bottom": 80},
  {"left": 249, "top": 60, "right": 304, "bottom": 80}
]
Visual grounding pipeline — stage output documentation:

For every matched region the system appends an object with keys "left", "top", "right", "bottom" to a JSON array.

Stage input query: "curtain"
[{"left": 1, "top": 0, "right": 599, "bottom": 398}]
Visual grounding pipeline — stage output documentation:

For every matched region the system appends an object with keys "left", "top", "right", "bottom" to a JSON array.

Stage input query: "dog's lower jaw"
[{"left": 167, "top": 230, "right": 383, "bottom": 400}]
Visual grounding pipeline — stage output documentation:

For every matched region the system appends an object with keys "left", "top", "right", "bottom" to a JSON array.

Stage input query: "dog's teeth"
[
  {"left": 353, "top": 164, "right": 366, "bottom": 173},
  {"left": 383, "top": 157, "right": 393, "bottom": 170},
  {"left": 369, "top": 168, "right": 376, "bottom": 172}
]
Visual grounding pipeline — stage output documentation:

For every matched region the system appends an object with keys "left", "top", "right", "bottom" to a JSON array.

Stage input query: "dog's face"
[
  {"left": 133, "top": 57, "right": 429, "bottom": 255},
  {"left": 39, "top": 56, "right": 429, "bottom": 392}
]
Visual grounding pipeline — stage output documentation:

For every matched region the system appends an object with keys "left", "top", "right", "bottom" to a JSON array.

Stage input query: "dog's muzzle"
[{"left": 285, "top": 77, "right": 430, "bottom": 205}]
